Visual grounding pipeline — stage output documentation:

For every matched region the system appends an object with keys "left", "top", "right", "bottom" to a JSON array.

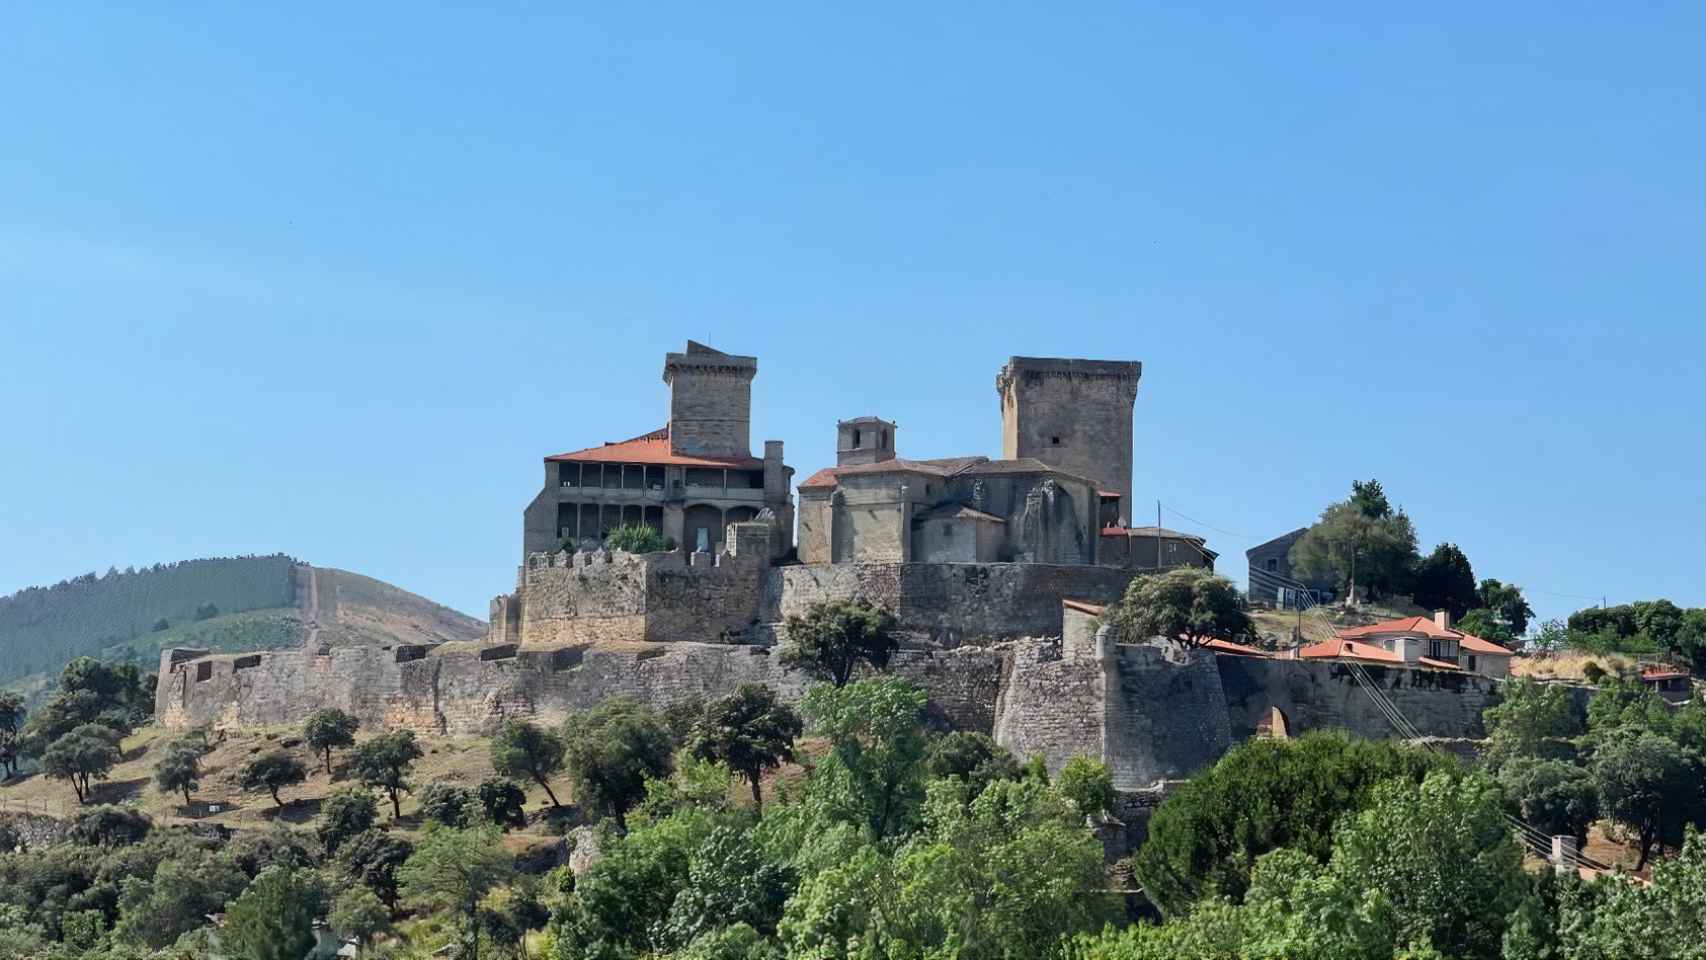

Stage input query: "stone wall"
[
  {"left": 1215, "top": 655, "right": 1502, "bottom": 742},
  {"left": 515, "top": 548, "right": 768, "bottom": 645},
  {"left": 767, "top": 562, "right": 1135, "bottom": 647},
  {"left": 991, "top": 640, "right": 1104, "bottom": 777},
  {"left": 157, "top": 641, "right": 1004, "bottom": 738},
  {"left": 998, "top": 356, "right": 1140, "bottom": 522}
]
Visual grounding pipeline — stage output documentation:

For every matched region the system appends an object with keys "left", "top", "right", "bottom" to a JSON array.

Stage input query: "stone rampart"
[
  {"left": 767, "top": 562, "right": 1135, "bottom": 646},
  {"left": 156, "top": 641, "right": 1003, "bottom": 738},
  {"left": 1214, "top": 655, "right": 1502, "bottom": 741}
]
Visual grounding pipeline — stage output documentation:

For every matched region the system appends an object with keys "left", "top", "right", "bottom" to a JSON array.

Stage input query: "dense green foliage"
[
  {"left": 221, "top": 865, "right": 324, "bottom": 960},
  {"left": 779, "top": 601, "right": 900, "bottom": 688},
  {"left": 685, "top": 683, "right": 803, "bottom": 808},
  {"left": 302, "top": 708, "right": 358, "bottom": 774},
  {"left": 562, "top": 698, "right": 675, "bottom": 826},
  {"left": 317, "top": 785, "right": 379, "bottom": 853},
  {"left": 350, "top": 729, "right": 424, "bottom": 819},
  {"left": 1104, "top": 567, "right": 1254, "bottom": 648},
  {"left": 490, "top": 719, "right": 568, "bottom": 806},
  {"left": 1411, "top": 543, "right": 1479, "bottom": 620},
  {"left": 1290, "top": 479, "right": 1421, "bottom": 600},
  {"left": 1131, "top": 732, "right": 1451, "bottom": 916},
  {"left": 0, "top": 555, "right": 298, "bottom": 683},
  {"left": 1567, "top": 599, "right": 1706, "bottom": 666},
  {"left": 240, "top": 750, "right": 307, "bottom": 807}
]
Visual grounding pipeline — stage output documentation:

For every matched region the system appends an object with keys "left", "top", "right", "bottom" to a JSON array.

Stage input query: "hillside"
[{"left": 0, "top": 557, "right": 485, "bottom": 686}]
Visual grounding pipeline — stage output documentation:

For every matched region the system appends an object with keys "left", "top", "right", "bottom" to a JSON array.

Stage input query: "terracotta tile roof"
[
  {"left": 1062, "top": 599, "right": 1107, "bottom": 616},
  {"left": 1419, "top": 657, "right": 1464, "bottom": 671},
  {"left": 1100, "top": 525, "right": 1205, "bottom": 542},
  {"left": 546, "top": 426, "right": 762, "bottom": 469},
  {"left": 1336, "top": 616, "right": 1511, "bottom": 657},
  {"left": 1204, "top": 638, "right": 1269, "bottom": 657},
  {"left": 798, "top": 456, "right": 990, "bottom": 491},
  {"left": 1642, "top": 667, "right": 1691, "bottom": 681},
  {"left": 1298, "top": 638, "right": 1406, "bottom": 664}
]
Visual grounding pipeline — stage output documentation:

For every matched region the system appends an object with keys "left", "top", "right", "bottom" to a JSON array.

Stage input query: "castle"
[{"left": 155, "top": 340, "right": 1510, "bottom": 790}]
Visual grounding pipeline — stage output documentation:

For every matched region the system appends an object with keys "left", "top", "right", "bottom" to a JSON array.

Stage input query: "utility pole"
[{"left": 1157, "top": 499, "right": 1163, "bottom": 570}]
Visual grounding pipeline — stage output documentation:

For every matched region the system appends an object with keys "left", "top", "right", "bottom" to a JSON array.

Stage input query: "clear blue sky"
[{"left": 3, "top": 4, "right": 1702, "bottom": 629}]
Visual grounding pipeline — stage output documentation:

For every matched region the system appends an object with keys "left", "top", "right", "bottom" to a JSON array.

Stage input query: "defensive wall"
[
  {"left": 156, "top": 639, "right": 1004, "bottom": 738},
  {"left": 490, "top": 554, "right": 1138, "bottom": 649}
]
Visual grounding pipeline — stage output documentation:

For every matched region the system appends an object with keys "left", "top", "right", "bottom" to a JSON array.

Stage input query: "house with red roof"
[{"left": 1296, "top": 611, "right": 1514, "bottom": 677}]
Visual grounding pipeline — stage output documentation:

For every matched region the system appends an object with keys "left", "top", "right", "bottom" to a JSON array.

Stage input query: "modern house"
[
  {"left": 1246, "top": 527, "right": 1337, "bottom": 608},
  {"left": 1296, "top": 611, "right": 1513, "bottom": 677}
]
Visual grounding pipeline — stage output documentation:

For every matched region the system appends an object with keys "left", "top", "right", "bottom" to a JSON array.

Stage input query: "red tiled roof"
[
  {"left": 798, "top": 456, "right": 991, "bottom": 491},
  {"left": 1298, "top": 638, "right": 1406, "bottom": 664},
  {"left": 1204, "top": 637, "right": 1269, "bottom": 657},
  {"left": 1642, "top": 667, "right": 1691, "bottom": 681},
  {"left": 1062, "top": 599, "right": 1107, "bottom": 616},
  {"left": 1335, "top": 616, "right": 1512, "bottom": 657},
  {"left": 1419, "top": 657, "right": 1464, "bottom": 671},
  {"left": 546, "top": 426, "right": 762, "bottom": 469}
]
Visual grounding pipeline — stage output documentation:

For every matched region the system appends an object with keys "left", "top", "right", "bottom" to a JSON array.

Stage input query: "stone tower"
[
  {"left": 662, "top": 341, "right": 757, "bottom": 457},
  {"left": 997, "top": 356, "right": 1142, "bottom": 523},
  {"left": 836, "top": 416, "right": 897, "bottom": 466}
]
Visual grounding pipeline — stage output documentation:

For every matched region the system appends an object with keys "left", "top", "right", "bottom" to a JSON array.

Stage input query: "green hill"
[
  {"left": 0, "top": 556, "right": 486, "bottom": 686},
  {"left": 0, "top": 556, "right": 298, "bottom": 682}
]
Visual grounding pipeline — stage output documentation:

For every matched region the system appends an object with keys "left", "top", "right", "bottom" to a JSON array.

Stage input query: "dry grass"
[{"left": 1511, "top": 651, "right": 1634, "bottom": 682}]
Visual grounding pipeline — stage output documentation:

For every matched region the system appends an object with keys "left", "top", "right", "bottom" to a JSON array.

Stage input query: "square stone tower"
[
  {"left": 836, "top": 416, "right": 898, "bottom": 466},
  {"left": 662, "top": 341, "right": 757, "bottom": 457},
  {"left": 997, "top": 356, "right": 1142, "bottom": 523}
]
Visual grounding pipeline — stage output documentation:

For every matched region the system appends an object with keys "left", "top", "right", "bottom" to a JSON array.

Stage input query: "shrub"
[
  {"left": 419, "top": 783, "right": 474, "bottom": 827},
  {"left": 605, "top": 524, "right": 667, "bottom": 554}
]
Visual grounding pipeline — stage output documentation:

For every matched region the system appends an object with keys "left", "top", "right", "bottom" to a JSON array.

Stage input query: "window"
[
  {"left": 941, "top": 524, "right": 953, "bottom": 537},
  {"left": 853, "top": 428, "right": 862, "bottom": 447},
  {"left": 1468, "top": 655, "right": 1478, "bottom": 671},
  {"left": 1266, "top": 558, "right": 1278, "bottom": 572},
  {"left": 1429, "top": 640, "right": 1446, "bottom": 660},
  {"left": 1050, "top": 436, "right": 1062, "bottom": 445},
  {"left": 881, "top": 429, "right": 889, "bottom": 448}
]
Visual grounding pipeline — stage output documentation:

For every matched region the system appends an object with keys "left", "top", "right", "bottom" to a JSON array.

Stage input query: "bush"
[
  {"left": 68, "top": 805, "right": 152, "bottom": 846},
  {"left": 605, "top": 524, "right": 667, "bottom": 554},
  {"left": 562, "top": 698, "right": 674, "bottom": 826},
  {"left": 319, "top": 786, "right": 379, "bottom": 854},
  {"left": 418, "top": 783, "right": 474, "bottom": 827},
  {"left": 477, "top": 777, "right": 528, "bottom": 829},
  {"left": 1055, "top": 756, "right": 1116, "bottom": 819}
]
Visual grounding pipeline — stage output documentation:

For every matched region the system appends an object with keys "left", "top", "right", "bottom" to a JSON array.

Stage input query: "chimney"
[{"left": 1434, "top": 609, "right": 1452, "bottom": 631}]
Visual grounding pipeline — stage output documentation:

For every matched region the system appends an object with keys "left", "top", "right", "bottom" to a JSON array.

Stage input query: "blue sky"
[{"left": 3, "top": 3, "right": 1701, "bottom": 627}]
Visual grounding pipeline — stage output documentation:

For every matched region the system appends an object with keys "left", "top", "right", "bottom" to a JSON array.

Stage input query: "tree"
[
  {"left": 1675, "top": 608, "right": 1706, "bottom": 672},
  {"left": 923, "top": 731, "right": 1022, "bottom": 798},
  {"left": 476, "top": 777, "right": 528, "bottom": 830},
  {"left": 399, "top": 823, "right": 515, "bottom": 960},
  {"left": 1529, "top": 617, "right": 1570, "bottom": 657},
  {"left": 1289, "top": 481, "right": 1421, "bottom": 600},
  {"left": 659, "top": 826, "right": 795, "bottom": 949},
  {"left": 153, "top": 744, "right": 202, "bottom": 806},
  {"left": 1557, "top": 829, "right": 1706, "bottom": 959},
  {"left": 1498, "top": 758, "right": 1598, "bottom": 846},
  {"left": 303, "top": 708, "right": 359, "bottom": 775},
  {"left": 221, "top": 865, "right": 324, "bottom": 960},
  {"left": 1104, "top": 567, "right": 1254, "bottom": 648},
  {"left": 1592, "top": 732, "right": 1702, "bottom": 869},
  {"left": 318, "top": 785, "right": 379, "bottom": 854},
  {"left": 604, "top": 523, "right": 667, "bottom": 554},
  {"left": 329, "top": 885, "right": 390, "bottom": 947},
  {"left": 685, "top": 684, "right": 803, "bottom": 808},
  {"left": 1633, "top": 599, "right": 1686, "bottom": 649},
  {"left": 241, "top": 750, "right": 307, "bottom": 808},
  {"left": 41, "top": 723, "right": 122, "bottom": 803},
  {"left": 1456, "top": 608, "right": 1515, "bottom": 648},
  {"left": 801, "top": 677, "right": 929, "bottom": 839},
  {"left": 561, "top": 698, "right": 674, "bottom": 826},
  {"left": 1481, "top": 677, "right": 1583, "bottom": 768},
  {"left": 336, "top": 829, "right": 415, "bottom": 908},
  {"left": 1328, "top": 773, "right": 1524, "bottom": 960},
  {"left": 1054, "top": 756, "right": 1116, "bottom": 819},
  {"left": 349, "top": 730, "right": 424, "bottom": 819},
  {"left": 779, "top": 600, "right": 899, "bottom": 687},
  {"left": 490, "top": 719, "right": 567, "bottom": 807},
  {"left": 419, "top": 783, "right": 475, "bottom": 827},
  {"left": 1476, "top": 579, "right": 1535, "bottom": 638},
  {"left": 1131, "top": 732, "right": 1449, "bottom": 916},
  {"left": 0, "top": 692, "right": 23, "bottom": 778},
  {"left": 1411, "top": 543, "right": 1479, "bottom": 620}
]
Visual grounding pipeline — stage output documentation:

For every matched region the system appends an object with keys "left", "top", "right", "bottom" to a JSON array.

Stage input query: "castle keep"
[{"left": 156, "top": 340, "right": 1514, "bottom": 789}]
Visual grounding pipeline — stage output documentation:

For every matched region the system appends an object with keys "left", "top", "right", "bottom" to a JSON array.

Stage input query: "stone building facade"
[
  {"left": 997, "top": 356, "right": 1142, "bottom": 525},
  {"left": 520, "top": 341, "right": 795, "bottom": 560}
]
